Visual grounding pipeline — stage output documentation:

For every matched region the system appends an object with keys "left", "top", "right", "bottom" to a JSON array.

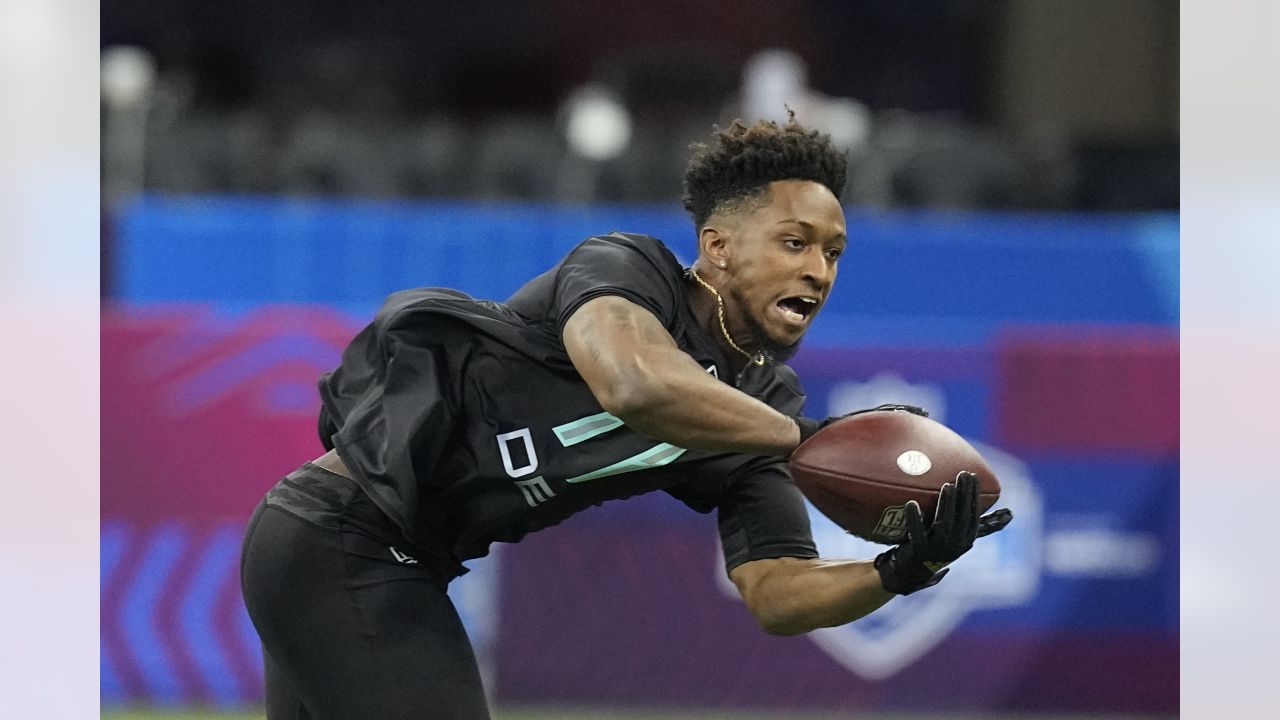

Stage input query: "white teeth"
[
  {"left": 800, "top": 297, "right": 817, "bottom": 305},
  {"left": 780, "top": 307, "right": 805, "bottom": 323}
]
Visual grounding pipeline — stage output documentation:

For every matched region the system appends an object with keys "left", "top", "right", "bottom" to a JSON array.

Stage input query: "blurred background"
[{"left": 99, "top": 1, "right": 1178, "bottom": 718}]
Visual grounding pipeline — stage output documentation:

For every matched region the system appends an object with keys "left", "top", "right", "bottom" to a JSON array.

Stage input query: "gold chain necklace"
[{"left": 688, "top": 267, "right": 766, "bottom": 367}]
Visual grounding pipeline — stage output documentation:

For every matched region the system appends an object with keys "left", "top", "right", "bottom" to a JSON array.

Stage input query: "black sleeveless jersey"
[{"left": 317, "top": 232, "right": 818, "bottom": 575}]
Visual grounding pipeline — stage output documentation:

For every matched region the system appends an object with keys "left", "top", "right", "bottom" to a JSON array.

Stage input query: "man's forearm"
[
  {"left": 563, "top": 295, "right": 801, "bottom": 456},
  {"left": 733, "top": 557, "right": 895, "bottom": 636},
  {"left": 607, "top": 345, "right": 801, "bottom": 455}
]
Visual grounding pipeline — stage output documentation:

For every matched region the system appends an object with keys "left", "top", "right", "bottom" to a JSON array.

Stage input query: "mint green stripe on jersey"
[
  {"left": 553, "top": 411, "right": 625, "bottom": 447},
  {"left": 564, "top": 443, "right": 688, "bottom": 484}
]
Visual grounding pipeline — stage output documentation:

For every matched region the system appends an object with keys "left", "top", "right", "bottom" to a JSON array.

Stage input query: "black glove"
[
  {"left": 794, "top": 403, "right": 930, "bottom": 447},
  {"left": 874, "top": 471, "right": 1014, "bottom": 595}
]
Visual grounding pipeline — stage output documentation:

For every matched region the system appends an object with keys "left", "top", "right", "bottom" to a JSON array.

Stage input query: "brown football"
[{"left": 790, "top": 409, "right": 1001, "bottom": 544}]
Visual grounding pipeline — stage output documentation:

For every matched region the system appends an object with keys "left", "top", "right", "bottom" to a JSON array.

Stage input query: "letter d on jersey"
[{"left": 496, "top": 428, "right": 539, "bottom": 478}]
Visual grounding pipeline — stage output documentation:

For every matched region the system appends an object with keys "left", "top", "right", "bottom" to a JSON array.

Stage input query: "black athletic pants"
[{"left": 240, "top": 464, "right": 490, "bottom": 719}]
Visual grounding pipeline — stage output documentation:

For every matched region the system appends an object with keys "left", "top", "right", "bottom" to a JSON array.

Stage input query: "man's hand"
[
  {"left": 794, "top": 403, "right": 929, "bottom": 447},
  {"left": 873, "top": 471, "right": 1014, "bottom": 595}
]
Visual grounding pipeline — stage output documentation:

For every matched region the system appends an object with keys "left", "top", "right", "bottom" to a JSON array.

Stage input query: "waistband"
[{"left": 265, "top": 463, "right": 467, "bottom": 581}]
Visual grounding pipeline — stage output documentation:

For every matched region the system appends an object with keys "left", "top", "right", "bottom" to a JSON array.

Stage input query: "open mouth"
[{"left": 775, "top": 296, "right": 820, "bottom": 324}]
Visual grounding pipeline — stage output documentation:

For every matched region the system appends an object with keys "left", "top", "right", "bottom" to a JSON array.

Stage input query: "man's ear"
[{"left": 699, "top": 224, "right": 731, "bottom": 269}]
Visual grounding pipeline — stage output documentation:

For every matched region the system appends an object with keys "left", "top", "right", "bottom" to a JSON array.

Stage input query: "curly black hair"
[{"left": 681, "top": 115, "right": 847, "bottom": 230}]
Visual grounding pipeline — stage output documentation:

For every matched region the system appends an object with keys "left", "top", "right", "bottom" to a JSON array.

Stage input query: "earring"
[{"left": 718, "top": 260, "right": 726, "bottom": 268}]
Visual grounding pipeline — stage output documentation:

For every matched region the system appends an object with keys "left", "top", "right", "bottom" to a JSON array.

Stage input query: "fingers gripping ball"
[
  {"left": 789, "top": 407, "right": 1002, "bottom": 543},
  {"left": 874, "top": 471, "right": 1013, "bottom": 595}
]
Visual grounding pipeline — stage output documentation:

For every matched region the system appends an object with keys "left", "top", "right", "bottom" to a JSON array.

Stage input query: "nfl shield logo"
[{"left": 871, "top": 505, "right": 909, "bottom": 542}]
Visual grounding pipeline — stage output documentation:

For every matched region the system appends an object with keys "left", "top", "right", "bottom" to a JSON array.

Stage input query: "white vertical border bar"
[
  {"left": 0, "top": 1, "right": 100, "bottom": 717},
  {"left": 1182, "top": 1, "right": 1280, "bottom": 717}
]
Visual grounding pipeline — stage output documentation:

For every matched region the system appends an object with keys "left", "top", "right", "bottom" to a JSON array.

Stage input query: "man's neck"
[{"left": 685, "top": 263, "right": 755, "bottom": 377}]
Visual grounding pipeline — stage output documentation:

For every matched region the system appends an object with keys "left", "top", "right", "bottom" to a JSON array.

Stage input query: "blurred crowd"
[{"left": 101, "top": 0, "right": 1178, "bottom": 211}]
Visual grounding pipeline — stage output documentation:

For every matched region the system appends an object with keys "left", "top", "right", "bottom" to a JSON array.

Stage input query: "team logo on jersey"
[{"left": 705, "top": 363, "right": 718, "bottom": 378}]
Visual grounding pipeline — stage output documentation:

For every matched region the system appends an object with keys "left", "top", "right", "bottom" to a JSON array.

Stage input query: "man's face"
[{"left": 715, "top": 180, "right": 847, "bottom": 355}]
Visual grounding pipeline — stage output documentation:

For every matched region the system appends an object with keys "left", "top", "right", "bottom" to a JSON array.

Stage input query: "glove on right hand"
[{"left": 873, "top": 471, "right": 1014, "bottom": 595}]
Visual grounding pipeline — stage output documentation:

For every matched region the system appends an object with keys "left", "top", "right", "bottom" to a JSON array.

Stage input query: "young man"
[{"left": 241, "top": 116, "right": 1011, "bottom": 719}]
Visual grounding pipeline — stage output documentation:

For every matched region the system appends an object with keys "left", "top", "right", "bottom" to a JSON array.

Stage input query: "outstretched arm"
[
  {"left": 563, "top": 295, "right": 801, "bottom": 455},
  {"left": 729, "top": 473, "right": 1014, "bottom": 636},
  {"left": 730, "top": 557, "right": 893, "bottom": 636}
]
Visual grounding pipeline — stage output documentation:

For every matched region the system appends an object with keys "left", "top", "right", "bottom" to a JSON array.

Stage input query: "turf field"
[
  {"left": 101, "top": 708, "right": 1175, "bottom": 720},
  {"left": 101, "top": 710, "right": 854, "bottom": 720},
  {"left": 100, "top": 711, "right": 856, "bottom": 720}
]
